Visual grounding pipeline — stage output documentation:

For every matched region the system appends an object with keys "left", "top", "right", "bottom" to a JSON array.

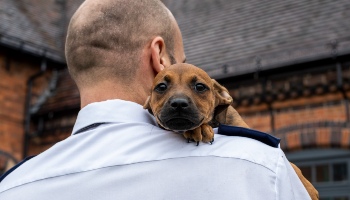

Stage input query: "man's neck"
[{"left": 79, "top": 81, "right": 149, "bottom": 108}]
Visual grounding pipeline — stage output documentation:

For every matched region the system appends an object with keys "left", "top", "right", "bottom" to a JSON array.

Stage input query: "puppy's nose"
[{"left": 170, "top": 98, "right": 189, "bottom": 109}]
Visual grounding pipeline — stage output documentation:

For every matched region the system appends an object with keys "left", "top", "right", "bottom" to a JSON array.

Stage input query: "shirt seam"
[
  {"left": 274, "top": 150, "right": 282, "bottom": 200},
  {"left": 0, "top": 154, "right": 276, "bottom": 194}
]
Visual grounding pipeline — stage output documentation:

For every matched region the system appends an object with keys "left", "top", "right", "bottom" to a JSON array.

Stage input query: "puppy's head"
[{"left": 144, "top": 63, "right": 232, "bottom": 132}]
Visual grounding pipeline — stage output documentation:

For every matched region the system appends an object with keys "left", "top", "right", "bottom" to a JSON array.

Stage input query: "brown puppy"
[
  {"left": 144, "top": 63, "right": 318, "bottom": 200},
  {"left": 144, "top": 63, "right": 247, "bottom": 144}
]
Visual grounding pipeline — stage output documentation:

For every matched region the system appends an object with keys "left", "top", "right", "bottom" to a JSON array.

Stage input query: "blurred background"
[{"left": 0, "top": 0, "right": 350, "bottom": 199}]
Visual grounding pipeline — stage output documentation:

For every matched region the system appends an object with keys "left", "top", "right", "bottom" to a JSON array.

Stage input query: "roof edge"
[
  {"left": 0, "top": 32, "right": 66, "bottom": 64},
  {"left": 210, "top": 49, "right": 350, "bottom": 80}
]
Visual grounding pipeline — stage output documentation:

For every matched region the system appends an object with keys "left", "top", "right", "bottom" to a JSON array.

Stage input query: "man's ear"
[
  {"left": 150, "top": 36, "right": 171, "bottom": 73},
  {"left": 143, "top": 96, "right": 154, "bottom": 115},
  {"left": 212, "top": 79, "right": 233, "bottom": 115}
]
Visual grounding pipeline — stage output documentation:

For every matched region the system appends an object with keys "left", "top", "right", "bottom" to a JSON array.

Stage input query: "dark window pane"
[
  {"left": 321, "top": 197, "right": 349, "bottom": 200},
  {"left": 316, "top": 164, "right": 330, "bottom": 182},
  {"left": 333, "top": 163, "right": 348, "bottom": 181},
  {"left": 299, "top": 166, "right": 312, "bottom": 182},
  {"left": 334, "top": 197, "right": 349, "bottom": 200}
]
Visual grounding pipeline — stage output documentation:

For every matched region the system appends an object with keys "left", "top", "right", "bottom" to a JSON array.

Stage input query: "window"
[
  {"left": 299, "top": 162, "right": 348, "bottom": 183},
  {"left": 316, "top": 164, "right": 330, "bottom": 182},
  {"left": 299, "top": 166, "right": 312, "bottom": 181},
  {"left": 286, "top": 149, "right": 350, "bottom": 199},
  {"left": 333, "top": 163, "right": 348, "bottom": 182},
  {"left": 320, "top": 197, "right": 349, "bottom": 200}
]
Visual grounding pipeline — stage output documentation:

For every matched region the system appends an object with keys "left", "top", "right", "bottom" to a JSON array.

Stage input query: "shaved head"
[{"left": 65, "top": 0, "right": 177, "bottom": 86}]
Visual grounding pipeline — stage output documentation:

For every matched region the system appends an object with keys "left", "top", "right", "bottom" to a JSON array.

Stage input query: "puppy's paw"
[
  {"left": 183, "top": 129, "right": 201, "bottom": 146},
  {"left": 183, "top": 124, "right": 214, "bottom": 145},
  {"left": 200, "top": 124, "right": 214, "bottom": 144},
  {"left": 183, "top": 130, "right": 194, "bottom": 143}
]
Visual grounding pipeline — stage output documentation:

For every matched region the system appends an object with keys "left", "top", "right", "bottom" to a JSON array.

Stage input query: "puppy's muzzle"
[{"left": 158, "top": 97, "right": 203, "bottom": 131}]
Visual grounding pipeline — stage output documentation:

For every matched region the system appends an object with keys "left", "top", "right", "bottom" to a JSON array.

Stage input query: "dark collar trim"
[
  {"left": 73, "top": 123, "right": 106, "bottom": 135},
  {"left": 0, "top": 123, "right": 105, "bottom": 184},
  {"left": 218, "top": 125, "right": 280, "bottom": 148}
]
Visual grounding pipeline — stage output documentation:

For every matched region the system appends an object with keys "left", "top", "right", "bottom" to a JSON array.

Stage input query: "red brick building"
[
  {"left": 0, "top": 0, "right": 81, "bottom": 168},
  {"left": 1, "top": 0, "right": 350, "bottom": 199},
  {"left": 164, "top": 1, "right": 350, "bottom": 198}
]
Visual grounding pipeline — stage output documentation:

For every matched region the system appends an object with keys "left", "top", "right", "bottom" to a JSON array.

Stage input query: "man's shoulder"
[
  {"left": 141, "top": 125, "right": 283, "bottom": 173},
  {"left": 0, "top": 123, "right": 283, "bottom": 193},
  {"left": 206, "top": 126, "right": 282, "bottom": 172}
]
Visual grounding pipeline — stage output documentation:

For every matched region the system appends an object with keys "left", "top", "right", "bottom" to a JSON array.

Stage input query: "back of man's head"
[{"left": 65, "top": 0, "right": 175, "bottom": 87}]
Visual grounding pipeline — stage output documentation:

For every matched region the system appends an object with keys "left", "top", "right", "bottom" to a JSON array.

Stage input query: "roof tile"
[{"left": 163, "top": 0, "right": 350, "bottom": 78}]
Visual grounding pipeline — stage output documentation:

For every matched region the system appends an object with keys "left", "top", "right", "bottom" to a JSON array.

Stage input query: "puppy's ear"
[
  {"left": 212, "top": 79, "right": 233, "bottom": 115},
  {"left": 143, "top": 96, "right": 154, "bottom": 115}
]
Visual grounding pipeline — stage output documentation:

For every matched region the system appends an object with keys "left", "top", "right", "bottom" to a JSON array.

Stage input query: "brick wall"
[
  {"left": 0, "top": 51, "right": 51, "bottom": 160},
  {"left": 28, "top": 132, "right": 72, "bottom": 156},
  {"left": 240, "top": 111, "right": 272, "bottom": 133},
  {"left": 238, "top": 92, "right": 350, "bottom": 151},
  {"left": 273, "top": 93, "right": 346, "bottom": 130},
  {"left": 27, "top": 112, "right": 77, "bottom": 156}
]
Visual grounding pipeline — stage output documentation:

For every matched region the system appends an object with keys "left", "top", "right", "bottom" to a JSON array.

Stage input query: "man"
[{"left": 0, "top": 0, "right": 311, "bottom": 199}]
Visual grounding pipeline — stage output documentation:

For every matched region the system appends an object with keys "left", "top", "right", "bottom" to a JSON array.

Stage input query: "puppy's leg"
[
  {"left": 215, "top": 106, "right": 249, "bottom": 128},
  {"left": 291, "top": 163, "right": 319, "bottom": 200}
]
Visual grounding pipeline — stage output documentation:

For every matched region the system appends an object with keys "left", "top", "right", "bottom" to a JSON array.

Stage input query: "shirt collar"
[{"left": 72, "top": 99, "right": 158, "bottom": 135}]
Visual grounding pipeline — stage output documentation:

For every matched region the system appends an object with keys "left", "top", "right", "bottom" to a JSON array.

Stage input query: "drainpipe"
[
  {"left": 23, "top": 55, "right": 47, "bottom": 159},
  {"left": 330, "top": 40, "right": 350, "bottom": 122},
  {"left": 336, "top": 61, "right": 349, "bottom": 122},
  {"left": 255, "top": 56, "right": 275, "bottom": 132},
  {"left": 262, "top": 79, "right": 275, "bottom": 132},
  {"left": 58, "top": 0, "right": 67, "bottom": 52}
]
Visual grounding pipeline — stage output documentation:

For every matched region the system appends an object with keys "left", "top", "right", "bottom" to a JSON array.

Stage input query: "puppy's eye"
[
  {"left": 155, "top": 83, "right": 167, "bottom": 92},
  {"left": 194, "top": 83, "right": 208, "bottom": 92}
]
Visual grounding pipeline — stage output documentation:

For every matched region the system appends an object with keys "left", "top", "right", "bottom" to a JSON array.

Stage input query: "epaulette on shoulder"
[{"left": 218, "top": 125, "right": 280, "bottom": 148}]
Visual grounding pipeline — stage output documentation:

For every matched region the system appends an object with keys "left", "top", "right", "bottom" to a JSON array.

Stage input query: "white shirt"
[{"left": 0, "top": 100, "right": 310, "bottom": 200}]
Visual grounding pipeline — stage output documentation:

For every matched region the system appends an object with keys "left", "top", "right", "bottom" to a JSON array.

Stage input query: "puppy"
[
  {"left": 144, "top": 63, "right": 318, "bottom": 200},
  {"left": 144, "top": 63, "right": 248, "bottom": 144}
]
